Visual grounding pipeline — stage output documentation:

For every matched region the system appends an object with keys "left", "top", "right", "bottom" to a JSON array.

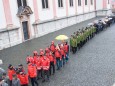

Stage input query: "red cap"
[
  {"left": 33, "top": 51, "right": 38, "bottom": 54},
  {"left": 45, "top": 48, "right": 49, "bottom": 51},
  {"left": 40, "top": 52, "right": 44, "bottom": 55}
]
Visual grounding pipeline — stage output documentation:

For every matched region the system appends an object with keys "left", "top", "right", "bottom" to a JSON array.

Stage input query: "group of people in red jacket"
[{"left": 7, "top": 41, "right": 69, "bottom": 86}]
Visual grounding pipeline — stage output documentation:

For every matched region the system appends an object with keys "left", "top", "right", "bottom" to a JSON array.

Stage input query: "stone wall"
[
  {"left": 33, "top": 12, "right": 96, "bottom": 37},
  {"left": 0, "top": 28, "right": 21, "bottom": 50}
]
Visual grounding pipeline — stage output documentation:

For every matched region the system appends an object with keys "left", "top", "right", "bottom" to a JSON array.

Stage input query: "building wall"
[
  {"left": 0, "top": 0, "right": 6, "bottom": 29},
  {"left": 68, "top": 0, "right": 76, "bottom": 16},
  {"left": 90, "top": 0, "right": 95, "bottom": 11},
  {"left": 55, "top": 0, "right": 66, "bottom": 18},
  {"left": 77, "top": 0, "right": 83, "bottom": 15},
  {"left": 0, "top": 0, "right": 112, "bottom": 50},
  {"left": 84, "top": 0, "right": 89, "bottom": 13},
  {"left": 37, "top": 0, "right": 54, "bottom": 21},
  {"left": 96, "top": 0, "right": 103, "bottom": 10}
]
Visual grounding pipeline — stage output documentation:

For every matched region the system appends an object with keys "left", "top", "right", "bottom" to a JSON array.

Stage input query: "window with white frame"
[
  {"left": 41, "top": 0, "right": 49, "bottom": 9},
  {"left": 17, "top": 0, "right": 27, "bottom": 8},
  {"left": 78, "top": 0, "right": 81, "bottom": 6},
  {"left": 85, "top": 0, "right": 87, "bottom": 5},
  {"left": 69, "top": 0, "right": 73, "bottom": 7},
  {"left": 91, "top": 0, "right": 93, "bottom": 5},
  {"left": 58, "top": 0, "right": 63, "bottom": 7}
]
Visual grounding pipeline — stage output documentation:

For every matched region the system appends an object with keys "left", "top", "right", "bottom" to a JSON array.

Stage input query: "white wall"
[
  {"left": 96, "top": 0, "right": 103, "bottom": 10},
  {"left": 9, "top": 0, "right": 20, "bottom": 27},
  {"left": 68, "top": 0, "right": 76, "bottom": 16},
  {"left": 90, "top": 0, "right": 95, "bottom": 11},
  {"left": 55, "top": 0, "right": 66, "bottom": 18},
  {"left": 28, "top": 0, "right": 35, "bottom": 37},
  {"left": 37, "top": 0, "right": 54, "bottom": 21},
  {"left": 84, "top": 0, "right": 89, "bottom": 13},
  {"left": 107, "top": 0, "right": 111, "bottom": 9},
  {"left": 77, "top": 0, "right": 83, "bottom": 14},
  {"left": 0, "top": 0, "right": 6, "bottom": 29}
]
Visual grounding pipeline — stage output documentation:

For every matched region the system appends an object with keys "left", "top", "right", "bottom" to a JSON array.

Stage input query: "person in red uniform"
[
  {"left": 39, "top": 49, "right": 44, "bottom": 55},
  {"left": 38, "top": 51, "right": 45, "bottom": 78},
  {"left": 64, "top": 42, "right": 69, "bottom": 63},
  {"left": 50, "top": 41, "right": 56, "bottom": 54},
  {"left": 18, "top": 72, "right": 29, "bottom": 86},
  {"left": 18, "top": 64, "right": 25, "bottom": 73},
  {"left": 54, "top": 47, "right": 62, "bottom": 70},
  {"left": 60, "top": 45, "right": 66, "bottom": 66},
  {"left": 33, "top": 51, "right": 38, "bottom": 62},
  {"left": 35, "top": 55, "right": 42, "bottom": 80},
  {"left": 49, "top": 52, "right": 55, "bottom": 75},
  {"left": 8, "top": 64, "right": 16, "bottom": 86},
  {"left": 28, "top": 62, "right": 39, "bottom": 86},
  {"left": 26, "top": 56, "right": 34, "bottom": 64},
  {"left": 41, "top": 56, "right": 50, "bottom": 82},
  {"left": 45, "top": 48, "right": 50, "bottom": 58}
]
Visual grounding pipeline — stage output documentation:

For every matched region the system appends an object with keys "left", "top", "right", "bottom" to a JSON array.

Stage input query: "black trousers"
[
  {"left": 72, "top": 47, "right": 76, "bottom": 54},
  {"left": 30, "top": 77, "right": 39, "bottom": 86},
  {"left": 37, "top": 69, "right": 42, "bottom": 79},
  {"left": 9, "top": 80, "right": 12, "bottom": 86},
  {"left": 49, "top": 62, "right": 55, "bottom": 75},
  {"left": 77, "top": 43, "right": 80, "bottom": 49},
  {"left": 42, "top": 70, "right": 49, "bottom": 81},
  {"left": 21, "top": 84, "right": 28, "bottom": 86}
]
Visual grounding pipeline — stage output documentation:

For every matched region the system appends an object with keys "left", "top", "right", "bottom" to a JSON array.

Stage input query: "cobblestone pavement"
[{"left": 1, "top": 17, "right": 115, "bottom": 86}]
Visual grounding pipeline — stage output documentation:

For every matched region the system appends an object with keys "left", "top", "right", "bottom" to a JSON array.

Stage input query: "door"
[{"left": 22, "top": 21, "right": 29, "bottom": 40}]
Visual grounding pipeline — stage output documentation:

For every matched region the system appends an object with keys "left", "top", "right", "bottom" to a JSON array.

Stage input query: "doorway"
[{"left": 22, "top": 21, "right": 29, "bottom": 40}]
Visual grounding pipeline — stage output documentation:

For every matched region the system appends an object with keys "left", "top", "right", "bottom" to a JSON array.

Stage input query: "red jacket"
[
  {"left": 45, "top": 52, "right": 49, "bottom": 58},
  {"left": 41, "top": 57, "right": 50, "bottom": 70},
  {"left": 28, "top": 63, "right": 37, "bottom": 78},
  {"left": 8, "top": 69, "right": 16, "bottom": 80},
  {"left": 50, "top": 44, "right": 56, "bottom": 52},
  {"left": 49, "top": 55, "right": 55, "bottom": 62},
  {"left": 60, "top": 48, "right": 66, "bottom": 57},
  {"left": 54, "top": 50, "right": 61, "bottom": 59},
  {"left": 18, "top": 73, "right": 29, "bottom": 85},
  {"left": 26, "top": 56, "right": 34, "bottom": 64},
  {"left": 64, "top": 44, "right": 69, "bottom": 53},
  {"left": 35, "top": 57, "right": 42, "bottom": 70},
  {"left": 33, "top": 55, "right": 38, "bottom": 62}
]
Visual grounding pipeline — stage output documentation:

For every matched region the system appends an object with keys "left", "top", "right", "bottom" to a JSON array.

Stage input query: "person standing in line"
[
  {"left": 12, "top": 74, "right": 21, "bottom": 86},
  {"left": 35, "top": 55, "right": 42, "bottom": 80},
  {"left": 28, "top": 62, "right": 39, "bottom": 86},
  {"left": 50, "top": 41, "right": 56, "bottom": 55},
  {"left": 8, "top": 64, "right": 16, "bottom": 86},
  {"left": 54, "top": 47, "right": 62, "bottom": 70},
  {"left": 18, "top": 72, "right": 29, "bottom": 86},
  {"left": 49, "top": 52, "right": 55, "bottom": 75},
  {"left": 0, "top": 76, "right": 8, "bottom": 86},
  {"left": 60, "top": 45, "right": 65, "bottom": 66},
  {"left": 41, "top": 56, "right": 50, "bottom": 82}
]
